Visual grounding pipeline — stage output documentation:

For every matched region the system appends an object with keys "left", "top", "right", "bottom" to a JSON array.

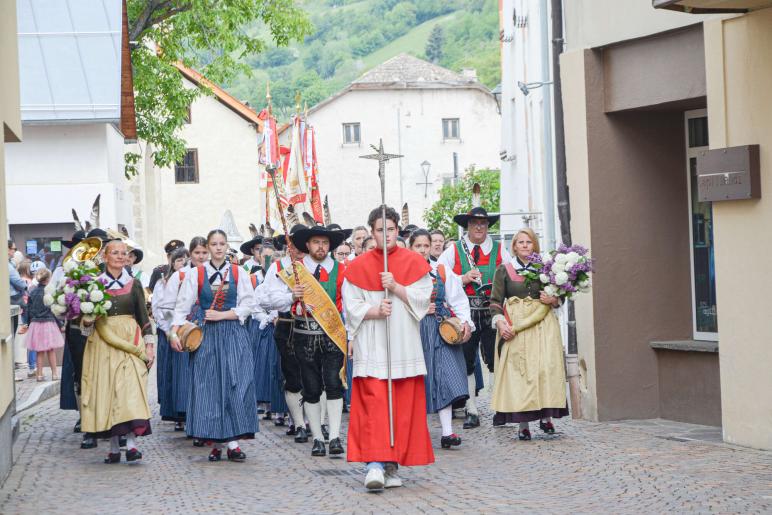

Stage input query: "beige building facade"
[
  {"left": 0, "top": 0, "right": 22, "bottom": 486},
  {"left": 561, "top": 0, "right": 772, "bottom": 449}
]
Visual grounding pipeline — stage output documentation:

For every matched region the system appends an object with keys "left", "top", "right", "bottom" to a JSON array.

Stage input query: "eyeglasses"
[
  {"left": 335, "top": 251, "right": 351, "bottom": 258},
  {"left": 468, "top": 220, "right": 489, "bottom": 228}
]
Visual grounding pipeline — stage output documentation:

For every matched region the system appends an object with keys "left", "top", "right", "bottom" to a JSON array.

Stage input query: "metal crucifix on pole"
[{"left": 359, "top": 138, "right": 403, "bottom": 448}]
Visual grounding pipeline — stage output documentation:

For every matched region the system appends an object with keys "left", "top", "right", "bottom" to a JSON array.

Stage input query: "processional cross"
[{"left": 358, "top": 138, "right": 402, "bottom": 448}]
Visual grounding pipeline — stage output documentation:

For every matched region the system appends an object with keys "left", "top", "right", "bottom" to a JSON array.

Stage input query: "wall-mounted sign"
[
  {"left": 26, "top": 240, "right": 38, "bottom": 255},
  {"left": 696, "top": 144, "right": 760, "bottom": 201}
]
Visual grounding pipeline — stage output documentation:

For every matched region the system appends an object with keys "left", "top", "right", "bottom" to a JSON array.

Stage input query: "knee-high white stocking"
[
  {"left": 327, "top": 398, "right": 343, "bottom": 440},
  {"left": 285, "top": 391, "right": 304, "bottom": 429},
  {"left": 304, "top": 401, "right": 323, "bottom": 441},
  {"left": 438, "top": 406, "right": 453, "bottom": 437},
  {"left": 466, "top": 375, "right": 478, "bottom": 415}
]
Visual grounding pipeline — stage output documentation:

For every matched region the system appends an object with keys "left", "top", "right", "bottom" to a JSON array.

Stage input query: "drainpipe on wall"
[{"left": 550, "top": 0, "right": 582, "bottom": 419}]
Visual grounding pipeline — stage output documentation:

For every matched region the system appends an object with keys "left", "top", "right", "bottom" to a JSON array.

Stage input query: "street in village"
[{"left": 2, "top": 374, "right": 771, "bottom": 514}]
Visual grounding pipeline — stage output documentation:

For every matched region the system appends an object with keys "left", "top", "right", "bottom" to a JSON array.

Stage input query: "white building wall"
[
  {"left": 4, "top": 123, "right": 132, "bottom": 232},
  {"left": 138, "top": 79, "right": 262, "bottom": 268},
  {"left": 499, "top": 0, "right": 557, "bottom": 249},
  {"left": 302, "top": 87, "right": 499, "bottom": 229}
]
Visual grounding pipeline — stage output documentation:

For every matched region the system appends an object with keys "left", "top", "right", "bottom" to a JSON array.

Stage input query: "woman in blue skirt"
[
  {"left": 152, "top": 247, "right": 189, "bottom": 429},
  {"left": 171, "top": 229, "right": 257, "bottom": 462},
  {"left": 160, "top": 237, "right": 209, "bottom": 435},
  {"left": 409, "top": 230, "right": 474, "bottom": 449}
]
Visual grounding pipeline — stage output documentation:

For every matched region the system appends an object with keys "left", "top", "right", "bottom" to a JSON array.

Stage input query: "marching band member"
[
  {"left": 343, "top": 206, "right": 434, "bottom": 490},
  {"left": 261, "top": 224, "right": 310, "bottom": 443},
  {"left": 148, "top": 239, "right": 185, "bottom": 292},
  {"left": 437, "top": 207, "right": 512, "bottom": 429},
  {"left": 170, "top": 230, "right": 257, "bottom": 463},
  {"left": 80, "top": 239, "right": 155, "bottom": 464},
  {"left": 152, "top": 247, "right": 189, "bottom": 429},
  {"left": 267, "top": 226, "right": 348, "bottom": 457},
  {"left": 409, "top": 229, "right": 473, "bottom": 449}
]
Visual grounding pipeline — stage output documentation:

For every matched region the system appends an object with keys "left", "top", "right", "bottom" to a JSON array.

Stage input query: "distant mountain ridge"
[{"left": 224, "top": 0, "right": 499, "bottom": 116}]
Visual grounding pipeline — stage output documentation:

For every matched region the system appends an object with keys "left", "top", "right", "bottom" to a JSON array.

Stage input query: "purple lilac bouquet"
[
  {"left": 519, "top": 244, "right": 594, "bottom": 300},
  {"left": 44, "top": 259, "right": 112, "bottom": 323}
]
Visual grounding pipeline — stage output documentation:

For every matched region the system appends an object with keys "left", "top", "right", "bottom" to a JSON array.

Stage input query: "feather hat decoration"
[
  {"left": 286, "top": 204, "right": 300, "bottom": 227},
  {"left": 302, "top": 211, "right": 317, "bottom": 228},
  {"left": 249, "top": 223, "right": 258, "bottom": 238},
  {"left": 88, "top": 194, "right": 101, "bottom": 230},
  {"left": 401, "top": 203, "right": 410, "bottom": 227},
  {"left": 472, "top": 183, "right": 481, "bottom": 208},
  {"left": 323, "top": 195, "right": 332, "bottom": 226},
  {"left": 72, "top": 209, "right": 84, "bottom": 232}
]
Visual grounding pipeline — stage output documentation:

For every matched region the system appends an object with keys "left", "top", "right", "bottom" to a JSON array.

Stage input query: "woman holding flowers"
[
  {"left": 79, "top": 239, "right": 156, "bottom": 464},
  {"left": 490, "top": 228, "right": 568, "bottom": 440}
]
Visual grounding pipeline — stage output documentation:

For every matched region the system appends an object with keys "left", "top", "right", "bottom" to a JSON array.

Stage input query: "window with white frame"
[
  {"left": 442, "top": 118, "right": 460, "bottom": 140},
  {"left": 342, "top": 123, "right": 360, "bottom": 144}
]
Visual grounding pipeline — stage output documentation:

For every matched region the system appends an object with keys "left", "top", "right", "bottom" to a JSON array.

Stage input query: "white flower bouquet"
[
  {"left": 44, "top": 260, "right": 113, "bottom": 323},
  {"left": 519, "top": 244, "right": 594, "bottom": 300}
]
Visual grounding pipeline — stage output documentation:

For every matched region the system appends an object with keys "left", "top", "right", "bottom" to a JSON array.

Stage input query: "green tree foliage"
[
  {"left": 424, "top": 168, "right": 500, "bottom": 238},
  {"left": 425, "top": 25, "right": 444, "bottom": 63},
  {"left": 125, "top": 0, "right": 312, "bottom": 176}
]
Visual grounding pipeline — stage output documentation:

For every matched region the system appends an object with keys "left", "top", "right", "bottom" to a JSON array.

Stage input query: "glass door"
[{"left": 685, "top": 110, "right": 718, "bottom": 340}]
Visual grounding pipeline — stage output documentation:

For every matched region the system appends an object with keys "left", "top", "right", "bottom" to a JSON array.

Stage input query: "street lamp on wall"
[
  {"left": 417, "top": 160, "right": 432, "bottom": 198},
  {"left": 517, "top": 80, "right": 553, "bottom": 96},
  {"left": 491, "top": 83, "right": 502, "bottom": 114}
]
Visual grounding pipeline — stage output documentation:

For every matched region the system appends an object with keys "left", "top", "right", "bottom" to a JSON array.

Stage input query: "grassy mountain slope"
[{"left": 224, "top": 0, "right": 499, "bottom": 117}]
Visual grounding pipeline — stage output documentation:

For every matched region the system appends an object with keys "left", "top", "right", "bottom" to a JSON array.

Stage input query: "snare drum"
[{"left": 439, "top": 317, "right": 464, "bottom": 345}]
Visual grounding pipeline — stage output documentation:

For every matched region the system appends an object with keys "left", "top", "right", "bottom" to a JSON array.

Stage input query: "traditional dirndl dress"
[
  {"left": 186, "top": 269, "right": 257, "bottom": 442},
  {"left": 420, "top": 271, "right": 469, "bottom": 413},
  {"left": 265, "top": 323, "right": 288, "bottom": 413},
  {"left": 156, "top": 330, "right": 172, "bottom": 418}
]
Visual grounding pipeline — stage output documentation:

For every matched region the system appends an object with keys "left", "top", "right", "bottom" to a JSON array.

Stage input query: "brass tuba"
[{"left": 63, "top": 237, "right": 104, "bottom": 265}]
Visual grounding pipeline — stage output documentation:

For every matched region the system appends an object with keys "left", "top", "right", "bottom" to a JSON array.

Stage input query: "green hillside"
[{"left": 224, "top": 0, "right": 499, "bottom": 117}]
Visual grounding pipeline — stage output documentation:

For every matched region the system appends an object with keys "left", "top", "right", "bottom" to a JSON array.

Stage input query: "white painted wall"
[
  {"left": 4, "top": 122, "right": 133, "bottom": 232},
  {"left": 499, "top": 0, "right": 557, "bottom": 249},
  {"left": 293, "top": 86, "right": 500, "bottom": 229},
  {"left": 137, "top": 78, "right": 262, "bottom": 269}
]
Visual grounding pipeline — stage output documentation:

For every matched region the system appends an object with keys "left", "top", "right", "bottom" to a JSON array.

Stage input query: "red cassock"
[{"left": 344, "top": 246, "right": 435, "bottom": 466}]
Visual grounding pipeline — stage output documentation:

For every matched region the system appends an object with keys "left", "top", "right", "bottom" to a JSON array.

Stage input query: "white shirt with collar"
[
  {"left": 262, "top": 254, "right": 335, "bottom": 313},
  {"left": 437, "top": 235, "right": 513, "bottom": 271},
  {"left": 172, "top": 261, "right": 254, "bottom": 326}
]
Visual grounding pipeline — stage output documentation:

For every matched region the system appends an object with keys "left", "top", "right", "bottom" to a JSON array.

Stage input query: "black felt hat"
[
  {"left": 326, "top": 223, "right": 353, "bottom": 239},
  {"left": 63, "top": 230, "right": 87, "bottom": 248},
  {"left": 239, "top": 236, "right": 264, "bottom": 256},
  {"left": 291, "top": 227, "right": 346, "bottom": 254},
  {"left": 399, "top": 224, "right": 419, "bottom": 238},
  {"left": 86, "top": 228, "right": 109, "bottom": 241},
  {"left": 128, "top": 248, "right": 144, "bottom": 264},
  {"left": 164, "top": 239, "right": 185, "bottom": 254},
  {"left": 452, "top": 207, "right": 500, "bottom": 229},
  {"left": 275, "top": 224, "right": 308, "bottom": 250}
]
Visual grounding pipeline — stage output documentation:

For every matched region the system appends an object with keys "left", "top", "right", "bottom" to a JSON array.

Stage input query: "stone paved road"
[{"left": 2, "top": 375, "right": 771, "bottom": 514}]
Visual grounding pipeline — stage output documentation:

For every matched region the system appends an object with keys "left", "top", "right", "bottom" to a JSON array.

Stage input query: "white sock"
[
  {"left": 519, "top": 421, "right": 529, "bottom": 431},
  {"left": 320, "top": 391, "right": 328, "bottom": 425},
  {"left": 466, "top": 375, "right": 478, "bottom": 415},
  {"left": 227, "top": 440, "right": 239, "bottom": 450},
  {"left": 327, "top": 398, "right": 343, "bottom": 440},
  {"left": 126, "top": 432, "right": 137, "bottom": 450},
  {"left": 110, "top": 436, "right": 120, "bottom": 454},
  {"left": 304, "top": 401, "right": 323, "bottom": 441},
  {"left": 438, "top": 406, "right": 453, "bottom": 437},
  {"left": 285, "top": 391, "right": 304, "bottom": 429}
]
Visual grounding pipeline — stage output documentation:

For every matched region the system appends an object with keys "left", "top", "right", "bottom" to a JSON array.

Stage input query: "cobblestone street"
[{"left": 1, "top": 375, "right": 771, "bottom": 515}]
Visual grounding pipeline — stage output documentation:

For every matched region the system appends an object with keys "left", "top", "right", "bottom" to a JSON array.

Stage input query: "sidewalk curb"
[{"left": 15, "top": 381, "right": 60, "bottom": 414}]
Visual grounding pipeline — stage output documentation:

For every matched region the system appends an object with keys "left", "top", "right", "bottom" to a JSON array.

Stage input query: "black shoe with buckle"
[
  {"left": 227, "top": 447, "right": 246, "bottom": 462},
  {"left": 285, "top": 424, "right": 297, "bottom": 436},
  {"left": 539, "top": 421, "right": 555, "bottom": 434},
  {"left": 103, "top": 452, "right": 120, "bottom": 464},
  {"left": 73, "top": 418, "right": 82, "bottom": 433},
  {"left": 463, "top": 413, "right": 480, "bottom": 429},
  {"left": 294, "top": 426, "right": 309, "bottom": 443},
  {"left": 208, "top": 448, "right": 222, "bottom": 462},
  {"left": 274, "top": 416, "right": 285, "bottom": 427},
  {"left": 518, "top": 428, "right": 532, "bottom": 441},
  {"left": 174, "top": 421, "right": 185, "bottom": 432},
  {"left": 311, "top": 439, "right": 326, "bottom": 457},
  {"left": 321, "top": 424, "right": 330, "bottom": 442},
  {"left": 328, "top": 437, "right": 344, "bottom": 455},
  {"left": 81, "top": 434, "right": 97, "bottom": 449},
  {"left": 440, "top": 434, "right": 462, "bottom": 449},
  {"left": 125, "top": 448, "right": 143, "bottom": 462}
]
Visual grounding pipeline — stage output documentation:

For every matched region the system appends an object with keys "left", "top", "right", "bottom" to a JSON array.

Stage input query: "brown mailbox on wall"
[{"left": 696, "top": 145, "right": 761, "bottom": 201}]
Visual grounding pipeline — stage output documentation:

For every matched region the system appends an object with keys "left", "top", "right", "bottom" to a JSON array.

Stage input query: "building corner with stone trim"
[
  {"left": 0, "top": 0, "right": 23, "bottom": 488},
  {"left": 558, "top": 0, "right": 772, "bottom": 450}
]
